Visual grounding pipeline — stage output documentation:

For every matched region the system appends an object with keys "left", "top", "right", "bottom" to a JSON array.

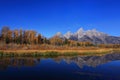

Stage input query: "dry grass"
[
  {"left": 1, "top": 46, "right": 120, "bottom": 57},
  {"left": 0, "top": 48, "right": 115, "bottom": 54}
]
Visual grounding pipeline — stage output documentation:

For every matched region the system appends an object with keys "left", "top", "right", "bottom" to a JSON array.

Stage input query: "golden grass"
[{"left": 0, "top": 48, "right": 116, "bottom": 54}]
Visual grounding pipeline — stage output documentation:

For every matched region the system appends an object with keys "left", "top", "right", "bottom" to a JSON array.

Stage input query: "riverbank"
[{"left": 0, "top": 48, "right": 120, "bottom": 57}]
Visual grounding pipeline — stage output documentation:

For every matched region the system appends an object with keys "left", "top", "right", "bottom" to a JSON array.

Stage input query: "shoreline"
[{"left": 0, "top": 48, "right": 120, "bottom": 57}]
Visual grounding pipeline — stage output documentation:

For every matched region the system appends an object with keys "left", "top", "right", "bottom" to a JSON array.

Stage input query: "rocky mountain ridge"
[{"left": 54, "top": 28, "right": 120, "bottom": 44}]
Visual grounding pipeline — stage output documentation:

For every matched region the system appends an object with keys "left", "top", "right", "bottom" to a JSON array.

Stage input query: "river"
[{"left": 0, "top": 53, "right": 120, "bottom": 80}]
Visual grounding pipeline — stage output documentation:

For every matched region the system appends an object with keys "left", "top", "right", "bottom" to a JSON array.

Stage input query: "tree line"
[
  {"left": 0, "top": 26, "right": 47, "bottom": 44},
  {"left": 0, "top": 26, "right": 120, "bottom": 48},
  {"left": 0, "top": 26, "right": 94, "bottom": 47}
]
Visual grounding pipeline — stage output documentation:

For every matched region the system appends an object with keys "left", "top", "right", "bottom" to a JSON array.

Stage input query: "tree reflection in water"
[{"left": 0, "top": 53, "right": 120, "bottom": 70}]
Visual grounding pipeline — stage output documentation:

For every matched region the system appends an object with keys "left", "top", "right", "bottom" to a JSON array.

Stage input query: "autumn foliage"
[{"left": 0, "top": 26, "right": 120, "bottom": 50}]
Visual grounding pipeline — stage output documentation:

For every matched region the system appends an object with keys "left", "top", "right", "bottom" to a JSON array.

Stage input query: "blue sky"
[{"left": 0, "top": 0, "right": 120, "bottom": 37}]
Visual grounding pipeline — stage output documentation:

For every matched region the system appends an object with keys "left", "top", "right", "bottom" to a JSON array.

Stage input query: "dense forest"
[
  {"left": 0, "top": 26, "right": 46, "bottom": 44},
  {"left": 0, "top": 26, "right": 120, "bottom": 50}
]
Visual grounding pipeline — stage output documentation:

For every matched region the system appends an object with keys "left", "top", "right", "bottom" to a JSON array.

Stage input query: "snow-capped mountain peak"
[
  {"left": 64, "top": 31, "right": 73, "bottom": 39},
  {"left": 54, "top": 32, "right": 64, "bottom": 38},
  {"left": 53, "top": 27, "right": 120, "bottom": 44}
]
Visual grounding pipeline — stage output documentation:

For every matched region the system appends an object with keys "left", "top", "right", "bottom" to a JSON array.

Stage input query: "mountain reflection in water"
[{"left": 0, "top": 53, "right": 120, "bottom": 80}]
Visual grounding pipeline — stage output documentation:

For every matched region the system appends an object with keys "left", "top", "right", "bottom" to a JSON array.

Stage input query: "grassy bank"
[{"left": 0, "top": 48, "right": 119, "bottom": 57}]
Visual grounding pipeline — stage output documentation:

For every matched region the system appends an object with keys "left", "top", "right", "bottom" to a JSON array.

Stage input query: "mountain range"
[{"left": 54, "top": 28, "right": 120, "bottom": 44}]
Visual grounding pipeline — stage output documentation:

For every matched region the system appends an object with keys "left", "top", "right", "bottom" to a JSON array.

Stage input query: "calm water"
[{"left": 0, "top": 53, "right": 120, "bottom": 80}]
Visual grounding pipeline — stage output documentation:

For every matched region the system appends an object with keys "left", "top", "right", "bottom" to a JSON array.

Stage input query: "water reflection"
[
  {"left": 0, "top": 53, "right": 120, "bottom": 80},
  {"left": 0, "top": 57, "right": 39, "bottom": 70},
  {"left": 64, "top": 53, "right": 120, "bottom": 68},
  {"left": 0, "top": 53, "right": 120, "bottom": 69}
]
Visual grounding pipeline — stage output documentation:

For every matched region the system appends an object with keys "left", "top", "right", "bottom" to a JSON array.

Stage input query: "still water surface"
[{"left": 0, "top": 53, "right": 120, "bottom": 80}]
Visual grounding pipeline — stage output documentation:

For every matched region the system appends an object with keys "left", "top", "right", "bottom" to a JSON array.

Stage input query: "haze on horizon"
[{"left": 0, "top": 0, "right": 120, "bottom": 38}]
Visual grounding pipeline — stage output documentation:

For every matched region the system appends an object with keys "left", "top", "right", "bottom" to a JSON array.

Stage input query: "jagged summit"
[
  {"left": 63, "top": 28, "right": 108, "bottom": 40},
  {"left": 75, "top": 28, "right": 85, "bottom": 39},
  {"left": 76, "top": 28, "right": 84, "bottom": 34},
  {"left": 64, "top": 31, "right": 73, "bottom": 39},
  {"left": 53, "top": 27, "right": 120, "bottom": 44}
]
